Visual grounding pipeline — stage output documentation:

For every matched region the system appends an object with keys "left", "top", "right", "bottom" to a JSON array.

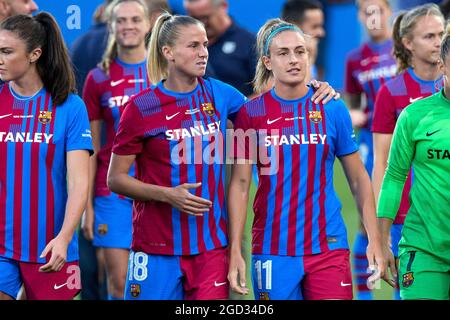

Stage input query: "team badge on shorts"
[
  {"left": 402, "top": 272, "right": 414, "bottom": 288},
  {"left": 38, "top": 111, "right": 52, "bottom": 124},
  {"left": 259, "top": 292, "right": 270, "bottom": 300},
  {"left": 98, "top": 224, "right": 108, "bottom": 235},
  {"left": 308, "top": 110, "right": 322, "bottom": 124},
  {"left": 201, "top": 102, "right": 215, "bottom": 116},
  {"left": 130, "top": 284, "right": 141, "bottom": 298}
]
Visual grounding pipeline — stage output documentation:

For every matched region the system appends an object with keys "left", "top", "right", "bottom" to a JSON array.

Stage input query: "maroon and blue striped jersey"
[
  {"left": 372, "top": 67, "right": 443, "bottom": 224},
  {"left": 344, "top": 40, "right": 397, "bottom": 129},
  {"left": 0, "top": 83, "right": 93, "bottom": 263},
  {"left": 112, "top": 77, "right": 246, "bottom": 256},
  {"left": 83, "top": 58, "right": 149, "bottom": 196},
  {"left": 234, "top": 87, "right": 358, "bottom": 256}
]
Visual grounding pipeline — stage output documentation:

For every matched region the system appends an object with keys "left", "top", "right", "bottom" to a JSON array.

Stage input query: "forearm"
[
  {"left": 351, "top": 173, "right": 381, "bottom": 245},
  {"left": 378, "top": 218, "right": 393, "bottom": 247},
  {"left": 377, "top": 168, "right": 407, "bottom": 221},
  {"left": 59, "top": 178, "right": 89, "bottom": 242},
  {"left": 372, "top": 155, "right": 387, "bottom": 205},
  {"left": 228, "top": 181, "right": 249, "bottom": 252},
  {"left": 86, "top": 154, "right": 97, "bottom": 210},
  {"left": 107, "top": 172, "right": 170, "bottom": 202}
]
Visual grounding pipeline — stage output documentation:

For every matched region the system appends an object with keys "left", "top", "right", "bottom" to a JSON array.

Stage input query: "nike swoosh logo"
[
  {"left": 54, "top": 282, "right": 68, "bottom": 290},
  {"left": 267, "top": 117, "right": 282, "bottom": 125},
  {"left": 340, "top": 281, "right": 352, "bottom": 287},
  {"left": 214, "top": 281, "right": 227, "bottom": 287},
  {"left": 111, "top": 79, "right": 125, "bottom": 87},
  {"left": 166, "top": 112, "right": 180, "bottom": 120},
  {"left": 0, "top": 113, "right": 12, "bottom": 119},
  {"left": 409, "top": 96, "right": 423, "bottom": 103},
  {"left": 426, "top": 129, "right": 440, "bottom": 137}
]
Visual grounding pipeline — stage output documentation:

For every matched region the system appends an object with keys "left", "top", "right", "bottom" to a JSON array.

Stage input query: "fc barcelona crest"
[
  {"left": 201, "top": 102, "right": 215, "bottom": 116},
  {"left": 98, "top": 224, "right": 108, "bottom": 235},
  {"left": 402, "top": 272, "right": 414, "bottom": 288},
  {"left": 38, "top": 111, "right": 52, "bottom": 125},
  {"left": 309, "top": 110, "right": 322, "bottom": 124},
  {"left": 259, "top": 292, "right": 270, "bottom": 300},
  {"left": 130, "top": 283, "right": 141, "bottom": 298}
]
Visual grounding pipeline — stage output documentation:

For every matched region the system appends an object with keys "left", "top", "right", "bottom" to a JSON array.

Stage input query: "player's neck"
[
  {"left": 10, "top": 69, "right": 44, "bottom": 97},
  {"left": 117, "top": 45, "right": 146, "bottom": 65},
  {"left": 411, "top": 60, "right": 441, "bottom": 82},
  {"left": 273, "top": 82, "right": 309, "bottom": 101},
  {"left": 164, "top": 72, "right": 198, "bottom": 93}
]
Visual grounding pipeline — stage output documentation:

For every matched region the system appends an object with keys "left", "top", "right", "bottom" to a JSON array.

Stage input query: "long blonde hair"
[
  {"left": 147, "top": 12, "right": 204, "bottom": 84},
  {"left": 253, "top": 18, "right": 305, "bottom": 94},
  {"left": 100, "top": 0, "right": 149, "bottom": 74}
]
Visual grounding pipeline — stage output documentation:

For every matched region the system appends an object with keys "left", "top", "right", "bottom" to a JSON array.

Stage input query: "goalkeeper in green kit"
[{"left": 377, "top": 27, "right": 450, "bottom": 300}]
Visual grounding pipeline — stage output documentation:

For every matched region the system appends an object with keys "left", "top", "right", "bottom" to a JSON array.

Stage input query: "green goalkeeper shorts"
[{"left": 399, "top": 249, "right": 450, "bottom": 300}]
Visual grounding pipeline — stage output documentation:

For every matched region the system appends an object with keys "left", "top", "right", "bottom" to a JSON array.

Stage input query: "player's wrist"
[{"left": 158, "top": 186, "right": 172, "bottom": 204}]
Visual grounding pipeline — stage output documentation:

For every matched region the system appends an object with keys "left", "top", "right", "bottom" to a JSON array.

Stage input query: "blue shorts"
[
  {"left": 390, "top": 223, "right": 403, "bottom": 258},
  {"left": 252, "top": 250, "right": 353, "bottom": 300},
  {"left": 357, "top": 128, "right": 374, "bottom": 177},
  {"left": 93, "top": 193, "right": 132, "bottom": 249},
  {"left": 124, "top": 248, "right": 229, "bottom": 300},
  {"left": 0, "top": 257, "right": 22, "bottom": 299}
]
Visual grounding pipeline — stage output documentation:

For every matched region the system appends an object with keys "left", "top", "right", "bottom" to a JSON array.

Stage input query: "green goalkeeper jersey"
[{"left": 378, "top": 90, "right": 450, "bottom": 264}]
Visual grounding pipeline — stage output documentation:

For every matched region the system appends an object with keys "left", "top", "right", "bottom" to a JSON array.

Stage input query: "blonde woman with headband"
[
  {"left": 82, "top": 0, "right": 151, "bottom": 300},
  {"left": 228, "top": 18, "right": 388, "bottom": 300}
]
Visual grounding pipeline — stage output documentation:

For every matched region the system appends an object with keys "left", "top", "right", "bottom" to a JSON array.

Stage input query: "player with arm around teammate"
[{"left": 227, "top": 18, "right": 389, "bottom": 300}]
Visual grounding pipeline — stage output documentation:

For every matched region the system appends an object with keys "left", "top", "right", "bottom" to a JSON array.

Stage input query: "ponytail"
[
  {"left": 34, "top": 13, "right": 76, "bottom": 106},
  {"left": 147, "top": 12, "right": 172, "bottom": 84},
  {"left": 253, "top": 18, "right": 305, "bottom": 94},
  {"left": 392, "top": 13, "right": 409, "bottom": 74}
]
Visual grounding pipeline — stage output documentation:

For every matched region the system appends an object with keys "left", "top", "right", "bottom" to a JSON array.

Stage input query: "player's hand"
[
  {"left": 383, "top": 245, "right": 398, "bottom": 288},
  {"left": 367, "top": 243, "right": 396, "bottom": 288},
  {"left": 228, "top": 248, "right": 249, "bottom": 295},
  {"left": 39, "top": 235, "right": 70, "bottom": 273},
  {"left": 310, "top": 79, "right": 341, "bottom": 104},
  {"left": 81, "top": 206, "right": 95, "bottom": 241},
  {"left": 349, "top": 109, "right": 368, "bottom": 128},
  {"left": 165, "top": 183, "right": 212, "bottom": 216}
]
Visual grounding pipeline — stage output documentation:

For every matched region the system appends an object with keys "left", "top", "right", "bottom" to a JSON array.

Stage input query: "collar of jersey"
[
  {"left": 158, "top": 80, "right": 200, "bottom": 98},
  {"left": 115, "top": 57, "right": 146, "bottom": 68},
  {"left": 367, "top": 38, "right": 392, "bottom": 52},
  {"left": 407, "top": 67, "right": 442, "bottom": 86},
  {"left": 269, "top": 86, "right": 313, "bottom": 104},
  {"left": 8, "top": 82, "right": 45, "bottom": 100}
]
